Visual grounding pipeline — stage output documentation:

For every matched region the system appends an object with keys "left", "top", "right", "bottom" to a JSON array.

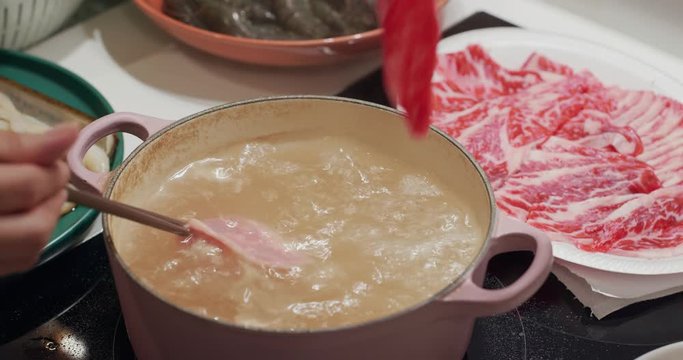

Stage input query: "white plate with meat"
[{"left": 431, "top": 28, "right": 683, "bottom": 275}]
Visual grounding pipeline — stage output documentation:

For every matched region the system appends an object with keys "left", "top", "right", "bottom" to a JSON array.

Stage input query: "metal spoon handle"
[{"left": 66, "top": 186, "right": 189, "bottom": 236}]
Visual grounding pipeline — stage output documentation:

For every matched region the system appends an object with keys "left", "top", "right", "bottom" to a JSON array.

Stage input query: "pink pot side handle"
[
  {"left": 439, "top": 215, "right": 553, "bottom": 317},
  {"left": 68, "top": 112, "right": 169, "bottom": 194}
]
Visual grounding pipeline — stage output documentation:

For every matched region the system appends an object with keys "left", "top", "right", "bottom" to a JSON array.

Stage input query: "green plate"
[{"left": 0, "top": 49, "right": 124, "bottom": 264}]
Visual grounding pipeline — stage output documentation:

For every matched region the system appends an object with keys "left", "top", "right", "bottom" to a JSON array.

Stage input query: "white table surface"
[
  {"left": 527, "top": 0, "right": 683, "bottom": 60},
  {"left": 26, "top": 0, "right": 683, "bottom": 241}
]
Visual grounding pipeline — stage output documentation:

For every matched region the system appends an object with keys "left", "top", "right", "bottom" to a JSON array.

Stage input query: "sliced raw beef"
[
  {"left": 435, "top": 70, "right": 614, "bottom": 140},
  {"left": 639, "top": 130, "right": 683, "bottom": 187},
  {"left": 608, "top": 88, "right": 682, "bottom": 141},
  {"left": 432, "top": 100, "right": 490, "bottom": 134},
  {"left": 527, "top": 186, "right": 682, "bottom": 253},
  {"left": 378, "top": 0, "right": 439, "bottom": 136},
  {"left": 586, "top": 186, "right": 682, "bottom": 253},
  {"left": 431, "top": 80, "right": 479, "bottom": 114},
  {"left": 434, "top": 93, "right": 572, "bottom": 189},
  {"left": 501, "top": 71, "right": 615, "bottom": 140},
  {"left": 526, "top": 192, "right": 640, "bottom": 249},
  {"left": 554, "top": 109, "right": 644, "bottom": 156},
  {"left": 435, "top": 102, "right": 532, "bottom": 189},
  {"left": 434, "top": 44, "right": 542, "bottom": 101},
  {"left": 521, "top": 52, "right": 575, "bottom": 78},
  {"left": 433, "top": 71, "right": 618, "bottom": 189},
  {"left": 433, "top": 45, "right": 682, "bottom": 255},
  {"left": 495, "top": 137, "right": 661, "bottom": 221},
  {"left": 608, "top": 88, "right": 683, "bottom": 186}
]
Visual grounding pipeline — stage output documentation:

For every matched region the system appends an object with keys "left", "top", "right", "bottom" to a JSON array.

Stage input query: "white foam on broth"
[{"left": 113, "top": 132, "right": 485, "bottom": 330}]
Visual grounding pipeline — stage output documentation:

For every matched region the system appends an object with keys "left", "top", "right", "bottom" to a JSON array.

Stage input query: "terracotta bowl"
[{"left": 132, "top": 0, "right": 449, "bottom": 66}]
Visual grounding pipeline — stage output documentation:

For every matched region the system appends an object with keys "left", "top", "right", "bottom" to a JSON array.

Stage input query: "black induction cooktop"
[{"left": 2, "top": 12, "right": 683, "bottom": 360}]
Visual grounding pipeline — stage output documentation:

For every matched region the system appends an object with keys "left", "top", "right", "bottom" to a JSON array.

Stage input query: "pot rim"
[{"left": 102, "top": 95, "right": 497, "bottom": 335}]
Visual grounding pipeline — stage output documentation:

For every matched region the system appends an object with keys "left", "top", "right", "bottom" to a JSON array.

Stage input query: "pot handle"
[
  {"left": 439, "top": 215, "right": 553, "bottom": 317},
  {"left": 68, "top": 112, "right": 169, "bottom": 194}
]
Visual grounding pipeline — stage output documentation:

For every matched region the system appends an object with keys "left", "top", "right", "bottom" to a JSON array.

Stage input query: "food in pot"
[
  {"left": 431, "top": 44, "right": 683, "bottom": 257},
  {"left": 186, "top": 216, "right": 310, "bottom": 268},
  {"left": 0, "top": 91, "right": 110, "bottom": 214},
  {"left": 162, "top": 0, "right": 378, "bottom": 40},
  {"left": 115, "top": 133, "right": 484, "bottom": 330}
]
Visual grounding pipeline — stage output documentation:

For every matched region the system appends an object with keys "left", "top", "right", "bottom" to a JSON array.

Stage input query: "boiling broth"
[{"left": 114, "top": 134, "right": 484, "bottom": 330}]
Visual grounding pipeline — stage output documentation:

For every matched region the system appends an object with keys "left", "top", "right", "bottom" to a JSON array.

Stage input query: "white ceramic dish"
[
  {"left": 0, "top": 0, "right": 84, "bottom": 49},
  {"left": 636, "top": 342, "right": 683, "bottom": 360},
  {"left": 437, "top": 27, "right": 683, "bottom": 275}
]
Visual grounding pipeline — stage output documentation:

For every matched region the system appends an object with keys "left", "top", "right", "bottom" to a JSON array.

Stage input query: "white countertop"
[
  {"left": 528, "top": 0, "right": 683, "bottom": 60},
  {"left": 26, "top": 0, "right": 683, "bottom": 240}
]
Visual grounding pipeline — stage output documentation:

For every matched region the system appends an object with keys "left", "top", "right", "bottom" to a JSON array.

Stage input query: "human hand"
[{"left": 0, "top": 124, "right": 78, "bottom": 276}]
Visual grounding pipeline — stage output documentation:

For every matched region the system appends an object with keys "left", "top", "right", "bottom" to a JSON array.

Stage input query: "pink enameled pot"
[{"left": 67, "top": 96, "right": 552, "bottom": 360}]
